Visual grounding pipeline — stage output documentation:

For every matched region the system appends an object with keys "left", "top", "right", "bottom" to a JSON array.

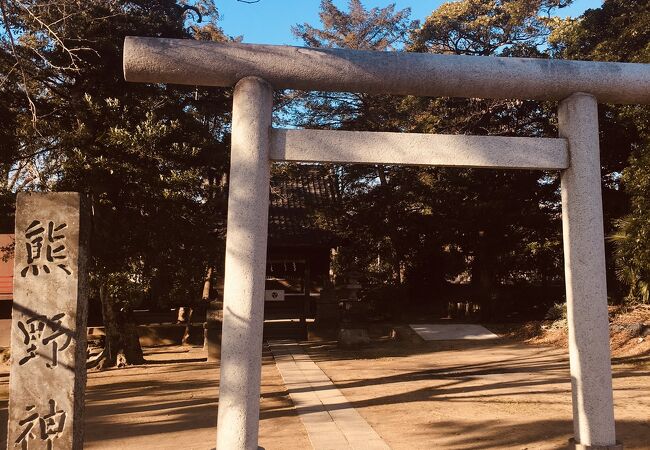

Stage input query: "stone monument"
[{"left": 7, "top": 192, "right": 89, "bottom": 450}]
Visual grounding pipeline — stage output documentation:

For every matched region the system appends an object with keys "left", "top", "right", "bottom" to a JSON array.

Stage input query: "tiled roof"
[{"left": 268, "top": 167, "right": 340, "bottom": 246}]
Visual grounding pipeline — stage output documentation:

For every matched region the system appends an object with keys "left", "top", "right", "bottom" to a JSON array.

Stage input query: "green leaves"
[
  {"left": 412, "top": 0, "right": 570, "bottom": 55},
  {"left": 555, "top": 0, "right": 650, "bottom": 303},
  {"left": 1, "top": 0, "right": 231, "bottom": 308}
]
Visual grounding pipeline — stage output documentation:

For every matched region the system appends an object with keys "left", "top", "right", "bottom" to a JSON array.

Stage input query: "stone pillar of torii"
[{"left": 119, "top": 37, "right": 646, "bottom": 450}]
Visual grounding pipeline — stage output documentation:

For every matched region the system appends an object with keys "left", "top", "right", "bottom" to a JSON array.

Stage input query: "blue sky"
[{"left": 216, "top": 0, "right": 603, "bottom": 45}]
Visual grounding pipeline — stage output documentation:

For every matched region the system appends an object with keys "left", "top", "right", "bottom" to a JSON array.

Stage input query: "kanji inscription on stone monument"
[
  {"left": 7, "top": 192, "right": 89, "bottom": 450},
  {"left": 15, "top": 400, "right": 67, "bottom": 450},
  {"left": 20, "top": 220, "right": 71, "bottom": 277},
  {"left": 16, "top": 313, "right": 72, "bottom": 368}
]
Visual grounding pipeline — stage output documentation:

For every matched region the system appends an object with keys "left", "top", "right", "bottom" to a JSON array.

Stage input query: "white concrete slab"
[
  {"left": 409, "top": 323, "right": 499, "bottom": 341},
  {"left": 268, "top": 340, "right": 391, "bottom": 450}
]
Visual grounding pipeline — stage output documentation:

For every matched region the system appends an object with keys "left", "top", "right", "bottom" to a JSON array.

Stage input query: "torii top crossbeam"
[{"left": 124, "top": 36, "right": 650, "bottom": 104}]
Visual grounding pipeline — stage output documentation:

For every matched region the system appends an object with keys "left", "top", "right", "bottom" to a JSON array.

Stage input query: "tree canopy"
[
  {"left": 285, "top": 0, "right": 650, "bottom": 310},
  {"left": 1, "top": 0, "right": 649, "bottom": 368},
  {"left": 550, "top": 0, "right": 650, "bottom": 302},
  {"left": 1, "top": 0, "right": 233, "bottom": 364}
]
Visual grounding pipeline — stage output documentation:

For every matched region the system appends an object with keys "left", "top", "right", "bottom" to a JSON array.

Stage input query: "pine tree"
[
  {"left": 0, "top": 0, "right": 232, "bottom": 366},
  {"left": 552, "top": 0, "right": 650, "bottom": 303}
]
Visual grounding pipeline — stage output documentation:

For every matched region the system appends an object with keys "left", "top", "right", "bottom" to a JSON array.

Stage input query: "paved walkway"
[
  {"left": 410, "top": 323, "right": 499, "bottom": 340},
  {"left": 268, "top": 340, "right": 391, "bottom": 450}
]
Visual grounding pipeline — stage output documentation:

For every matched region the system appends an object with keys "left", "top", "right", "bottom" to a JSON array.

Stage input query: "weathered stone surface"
[
  {"left": 409, "top": 324, "right": 499, "bottom": 341},
  {"left": 338, "top": 328, "right": 370, "bottom": 348},
  {"left": 7, "top": 192, "right": 89, "bottom": 450},
  {"left": 204, "top": 299, "right": 223, "bottom": 362},
  {"left": 623, "top": 323, "right": 644, "bottom": 337},
  {"left": 390, "top": 326, "right": 424, "bottom": 345},
  {"left": 123, "top": 37, "right": 650, "bottom": 104},
  {"left": 271, "top": 128, "right": 569, "bottom": 170},
  {"left": 203, "top": 324, "right": 221, "bottom": 363},
  {"left": 216, "top": 77, "right": 273, "bottom": 450},
  {"left": 560, "top": 93, "right": 617, "bottom": 447},
  {"left": 315, "top": 284, "right": 339, "bottom": 327}
]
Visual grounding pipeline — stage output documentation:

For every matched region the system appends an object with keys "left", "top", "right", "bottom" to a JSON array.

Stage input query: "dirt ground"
[
  {"left": 498, "top": 304, "right": 650, "bottom": 359},
  {"left": 303, "top": 337, "right": 650, "bottom": 449},
  {"left": 0, "top": 346, "right": 311, "bottom": 450},
  {"left": 1, "top": 332, "right": 649, "bottom": 449}
]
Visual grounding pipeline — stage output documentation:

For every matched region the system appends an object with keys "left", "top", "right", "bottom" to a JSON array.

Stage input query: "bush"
[
  {"left": 545, "top": 302, "right": 567, "bottom": 322},
  {"left": 362, "top": 285, "right": 410, "bottom": 319},
  {"left": 545, "top": 302, "right": 568, "bottom": 329}
]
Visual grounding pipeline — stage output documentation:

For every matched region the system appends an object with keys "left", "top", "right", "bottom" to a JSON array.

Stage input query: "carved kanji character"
[
  {"left": 17, "top": 313, "right": 71, "bottom": 368},
  {"left": 14, "top": 400, "right": 67, "bottom": 450},
  {"left": 20, "top": 220, "right": 70, "bottom": 277}
]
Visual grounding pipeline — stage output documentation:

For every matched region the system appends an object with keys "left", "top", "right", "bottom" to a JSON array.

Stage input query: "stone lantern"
[{"left": 337, "top": 271, "right": 370, "bottom": 347}]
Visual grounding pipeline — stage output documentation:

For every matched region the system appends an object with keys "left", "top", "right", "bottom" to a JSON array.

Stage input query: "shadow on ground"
[{"left": 0, "top": 339, "right": 649, "bottom": 449}]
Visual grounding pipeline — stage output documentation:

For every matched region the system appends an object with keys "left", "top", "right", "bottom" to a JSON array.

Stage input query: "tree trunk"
[
  {"left": 202, "top": 266, "right": 213, "bottom": 301},
  {"left": 391, "top": 258, "right": 402, "bottom": 285},
  {"left": 180, "top": 307, "right": 193, "bottom": 345},
  {"left": 195, "top": 265, "right": 214, "bottom": 346},
  {"left": 96, "top": 282, "right": 145, "bottom": 368},
  {"left": 472, "top": 231, "right": 497, "bottom": 321},
  {"left": 181, "top": 265, "right": 214, "bottom": 345}
]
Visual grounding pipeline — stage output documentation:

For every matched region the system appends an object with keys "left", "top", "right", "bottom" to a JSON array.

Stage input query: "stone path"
[
  {"left": 409, "top": 323, "right": 499, "bottom": 341},
  {"left": 268, "top": 340, "right": 391, "bottom": 450}
]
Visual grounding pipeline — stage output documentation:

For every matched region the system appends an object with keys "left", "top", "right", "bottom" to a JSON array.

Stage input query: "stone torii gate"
[{"left": 123, "top": 36, "right": 650, "bottom": 450}]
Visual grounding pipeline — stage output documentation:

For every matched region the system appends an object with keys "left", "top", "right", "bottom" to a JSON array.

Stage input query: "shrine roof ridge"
[{"left": 123, "top": 36, "right": 650, "bottom": 105}]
